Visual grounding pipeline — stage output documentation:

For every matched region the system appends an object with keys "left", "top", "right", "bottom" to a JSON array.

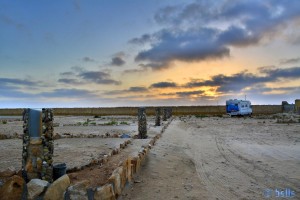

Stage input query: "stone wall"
[{"left": 0, "top": 105, "right": 284, "bottom": 116}]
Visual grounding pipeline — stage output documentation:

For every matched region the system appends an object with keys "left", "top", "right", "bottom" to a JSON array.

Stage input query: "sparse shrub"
[
  {"left": 2, "top": 120, "right": 7, "bottom": 124},
  {"left": 90, "top": 122, "right": 96, "bottom": 126},
  {"left": 195, "top": 114, "right": 207, "bottom": 119},
  {"left": 94, "top": 115, "right": 101, "bottom": 118},
  {"left": 103, "top": 120, "right": 118, "bottom": 126},
  {"left": 76, "top": 122, "right": 82, "bottom": 126},
  {"left": 83, "top": 118, "right": 92, "bottom": 126},
  {"left": 120, "top": 121, "right": 129, "bottom": 125}
]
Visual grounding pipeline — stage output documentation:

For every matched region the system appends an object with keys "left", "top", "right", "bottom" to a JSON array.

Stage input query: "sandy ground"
[
  {"left": 122, "top": 117, "right": 300, "bottom": 200},
  {"left": 0, "top": 115, "right": 159, "bottom": 138},
  {"left": 0, "top": 116, "right": 163, "bottom": 170},
  {"left": 1, "top": 115, "right": 299, "bottom": 199}
]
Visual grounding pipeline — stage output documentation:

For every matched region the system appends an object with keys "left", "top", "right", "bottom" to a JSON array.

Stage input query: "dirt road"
[{"left": 121, "top": 117, "right": 300, "bottom": 200}]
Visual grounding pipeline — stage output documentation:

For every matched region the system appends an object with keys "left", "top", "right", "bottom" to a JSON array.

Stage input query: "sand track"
[{"left": 122, "top": 117, "right": 300, "bottom": 200}]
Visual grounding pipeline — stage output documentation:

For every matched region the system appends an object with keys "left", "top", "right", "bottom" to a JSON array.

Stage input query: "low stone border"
[{"left": 0, "top": 118, "right": 173, "bottom": 199}]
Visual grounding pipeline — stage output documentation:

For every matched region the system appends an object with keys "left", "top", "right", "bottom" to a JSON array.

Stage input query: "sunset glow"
[{"left": 1, "top": 0, "right": 299, "bottom": 108}]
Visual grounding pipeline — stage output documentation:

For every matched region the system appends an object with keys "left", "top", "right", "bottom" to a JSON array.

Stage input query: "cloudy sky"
[{"left": 1, "top": 0, "right": 300, "bottom": 108}]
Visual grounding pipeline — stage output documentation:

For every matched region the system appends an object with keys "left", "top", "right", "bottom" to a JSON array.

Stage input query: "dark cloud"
[
  {"left": 40, "top": 89, "right": 95, "bottom": 98},
  {"left": 134, "top": 28, "right": 230, "bottom": 70},
  {"left": 259, "top": 66, "right": 300, "bottom": 78},
  {"left": 122, "top": 68, "right": 147, "bottom": 74},
  {"left": 150, "top": 81, "right": 177, "bottom": 88},
  {"left": 131, "top": 0, "right": 300, "bottom": 70},
  {"left": 110, "top": 52, "right": 126, "bottom": 66},
  {"left": 103, "top": 86, "right": 148, "bottom": 95},
  {"left": 0, "top": 78, "right": 37, "bottom": 86},
  {"left": 79, "top": 71, "right": 121, "bottom": 85},
  {"left": 58, "top": 78, "right": 81, "bottom": 84},
  {"left": 60, "top": 71, "right": 75, "bottom": 76},
  {"left": 0, "top": 84, "right": 34, "bottom": 98},
  {"left": 244, "top": 84, "right": 300, "bottom": 97},
  {"left": 82, "top": 57, "right": 95, "bottom": 62},
  {"left": 111, "top": 56, "right": 125, "bottom": 66},
  {"left": 128, "top": 87, "right": 148, "bottom": 92},
  {"left": 138, "top": 62, "right": 170, "bottom": 71},
  {"left": 217, "top": 26, "right": 260, "bottom": 47},
  {"left": 279, "top": 57, "right": 300, "bottom": 65},
  {"left": 160, "top": 90, "right": 207, "bottom": 99},
  {"left": 185, "top": 67, "right": 300, "bottom": 93},
  {"left": 129, "top": 34, "right": 152, "bottom": 45},
  {"left": 175, "top": 90, "right": 205, "bottom": 97},
  {"left": 59, "top": 67, "right": 121, "bottom": 85}
]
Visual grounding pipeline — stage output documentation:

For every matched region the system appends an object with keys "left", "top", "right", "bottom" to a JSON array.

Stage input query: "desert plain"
[{"left": 0, "top": 114, "right": 299, "bottom": 200}]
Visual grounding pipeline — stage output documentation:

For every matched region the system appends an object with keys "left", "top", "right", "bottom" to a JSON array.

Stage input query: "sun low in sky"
[{"left": 1, "top": 0, "right": 300, "bottom": 108}]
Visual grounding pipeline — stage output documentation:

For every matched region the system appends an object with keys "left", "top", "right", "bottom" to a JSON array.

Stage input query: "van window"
[
  {"left": 245, "top": 104, "right": 248, "bottom": 107},
  {"left": 242, "top": 105, "right": 244, "bottom": 108}
]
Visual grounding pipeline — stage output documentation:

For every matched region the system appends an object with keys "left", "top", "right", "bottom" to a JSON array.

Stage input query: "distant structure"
[
  {"left": 282, "top": 101, "right": 295, "bottom": 113},
  {"left": 162, "top": 108, "right": 167, "bottom": 121},
  {"left": 166, "top": 107, "right": 172, "bottom": 119},
  {"left": 226, "top": 99, "right": 252, "bottom": 116},
  {"left": 22, "top": 108, "right": 54, "bottom": 182},
  {"left": 138, "top": 107, "right": 147, "bottom": 139},
  {"left": 155, "top": 107, "right": 161, "bottom": 126},
  {"left": 295, "top": 99, "right": 300, "bottom": 114}
]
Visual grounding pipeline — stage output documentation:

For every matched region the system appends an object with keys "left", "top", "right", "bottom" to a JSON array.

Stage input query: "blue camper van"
[{"left": 226, "top": 99, "right": 252, "bottom": 116}]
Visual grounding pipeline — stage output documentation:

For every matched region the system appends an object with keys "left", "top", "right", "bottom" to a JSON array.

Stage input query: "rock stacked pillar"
[
  {"left": 22, "top": 108, "right": 54, "bottom": 182},
  {"left": 138, "top": 107, "right": 147, "bottom": 139},
  {"left": 162, "top": 108, "right": 167, "bottom": 121},
  {"left": 167, "top": 107, "right": 172, "bottom": 119},
  {"left": 155, "top": 108, "right": 161, "bottom": 126}
]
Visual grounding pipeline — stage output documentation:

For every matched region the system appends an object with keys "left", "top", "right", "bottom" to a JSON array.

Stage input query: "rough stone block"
[
  {"left": 27, "top": 178, "right": 49, "bottom": 200},
  {"left": 0, "top": 175, "right": 26, "bottom": 200},
  {"left": 126, "top": 158, "right": 132, "bottom": 182},
  {"left": 67, "top": 180, "right": 90, "bottom": 200},
  {"left": 108, "top": 171, "right": 121, "bottom": 197},
  {"left": 116, "top": 166, "right": 126, "bottom": 189},
  {"left": 44, "top": 174, "right": 70, "bottom": 200},
  {"left": 131, "top": 157, "right": 141, "bottom": 174},
  {"left": 94, "top": 184, "right": 116, "bottom": 200}
]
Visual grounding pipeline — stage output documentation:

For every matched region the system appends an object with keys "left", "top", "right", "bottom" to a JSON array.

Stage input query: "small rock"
[
  {"left": 94, "top": 184, "right": 116, "bottom": 200},
  {"left": 67, "top": 180, "right": 90, "bottom": 200},
  {"left": 44, "top": 174, "right": 70, "bottom": 200},
  {"left": 0, "top": 175, "right": 25, "bottom": 200},
  {"left": 27, "top": 179, "right": 49, "bottom": 200},
  {"left": 53, "top": 133, "right": 62, "bottom": 140}
]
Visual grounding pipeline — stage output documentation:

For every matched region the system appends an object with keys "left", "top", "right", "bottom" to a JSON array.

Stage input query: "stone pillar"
[
  {"left": 22, "top": 108, "right": 54, "bottom": 182},
  {"left": 162, "top": 108, "right": 167, "bottom": 121},
  {"left": 155, "top": 108, "right": 161, "bottom": 126},
  {"left": 167, "top": 107, "right": 172, "bottom": 118},
  {"left": 138, "top": 107, "right": 147, "bottom": 139}
]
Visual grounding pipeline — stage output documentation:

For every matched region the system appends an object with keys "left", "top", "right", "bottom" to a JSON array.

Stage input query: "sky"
[{"left": 1, "top": 0, "right": 300, "bottom": 108}]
